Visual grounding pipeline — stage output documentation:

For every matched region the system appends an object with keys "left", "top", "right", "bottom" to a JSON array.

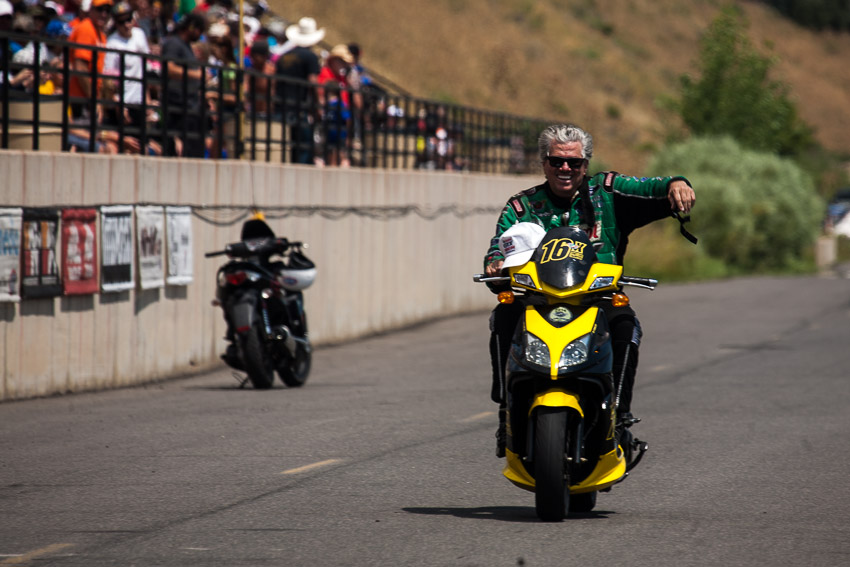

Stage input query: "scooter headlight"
[
  {"left": 589, "top": 276, "right": 614, "bottom": 290},
  {"left": 513, "top": 273, "right": 535, "bottom": 288},
  {"left": 557, "top": 333, "right": 591, "bottom": 370},
  {"left": 524, "top": 333, "right": 551, "bottom": 368}
]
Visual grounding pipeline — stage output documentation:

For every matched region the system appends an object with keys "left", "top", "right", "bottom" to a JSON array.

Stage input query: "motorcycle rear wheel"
[
  {"left": 240, "top": 323, "right": 275, "bottom": 389},
  {"left": 534, "top": 408, "right": 569, "bottom": 522},
  {"left": 569, "top": 491, "right": 597, "bottom": 513},
  {"left": 278, "top": 343, "right": 311, "bottom": 387}
]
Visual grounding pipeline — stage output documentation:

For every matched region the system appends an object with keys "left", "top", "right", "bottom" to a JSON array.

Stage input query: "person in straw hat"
[
  {"left": 274, "top": 16, "right": 325, "bottom": 164},
  {"left": 316, "top": 44, "right": 356, "bottom": 167}
]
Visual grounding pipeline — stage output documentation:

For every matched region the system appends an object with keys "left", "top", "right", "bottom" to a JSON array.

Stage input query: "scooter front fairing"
[{"left": 502, "top": 305, "right": 625, "bottom": 494}]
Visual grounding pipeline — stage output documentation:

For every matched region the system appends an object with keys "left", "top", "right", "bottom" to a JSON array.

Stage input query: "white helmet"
[{"left": 279, "top": 251, "right": 316, "bottom": 291}]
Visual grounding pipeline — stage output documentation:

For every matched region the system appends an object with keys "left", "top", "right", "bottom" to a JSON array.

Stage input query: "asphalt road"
[{"left": 2, "top": 274, "right": 849, "bottom": 566}]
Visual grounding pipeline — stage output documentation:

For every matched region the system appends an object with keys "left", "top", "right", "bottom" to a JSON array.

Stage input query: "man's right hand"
[{"left": 485, "top": 259, "right": 504, "bottom": 277}]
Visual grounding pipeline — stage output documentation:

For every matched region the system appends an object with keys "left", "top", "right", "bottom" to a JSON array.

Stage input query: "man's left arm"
[{"left": 609, "top": 174, "right": 695, "bottom": 233}]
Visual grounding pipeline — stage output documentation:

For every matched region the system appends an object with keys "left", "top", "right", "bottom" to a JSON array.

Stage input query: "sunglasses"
[
  {"left": 94, "top": 6, "right": 112, "bottom": 13},
  {"left": 116, "top": 18, "right": 133, "bottom": 25},
  {"left": 545, "top": 155, "right": 586, "bottom": 169}
]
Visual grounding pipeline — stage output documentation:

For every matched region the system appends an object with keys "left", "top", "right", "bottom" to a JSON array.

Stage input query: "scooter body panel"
[
  {"left": 570, "top": 448, "right": 626, "bottom": 494},
  {"left": 499, "top": 228, "right": 630, "bottom": 502},
  {"left": 503, "top": 388, "right": 626, "bottom": 493},
  {"left": 525, "top": 306, "right": 599, "bottom": 377}
]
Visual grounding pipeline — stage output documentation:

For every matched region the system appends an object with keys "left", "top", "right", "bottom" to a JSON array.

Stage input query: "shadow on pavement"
[{"left": 403, "top": 506, "right": 612, "bottom": 522}]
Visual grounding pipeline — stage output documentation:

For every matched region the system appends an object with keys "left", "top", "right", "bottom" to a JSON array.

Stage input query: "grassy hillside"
[{"left": 267, "top": 0, "right": 849, "bottom": 174}]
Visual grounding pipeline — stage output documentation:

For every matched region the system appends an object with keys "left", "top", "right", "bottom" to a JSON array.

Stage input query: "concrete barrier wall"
[{"left": 0, "top": 150, "right": 536, "bottom": 401}]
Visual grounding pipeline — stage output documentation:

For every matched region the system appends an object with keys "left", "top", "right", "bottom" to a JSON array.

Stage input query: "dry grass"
[
  {"left": 625, "top": 222, "right": 729, "bottom": 282},
  {"left": 268, "top": 0, "right": 849, "bottom": 173}
]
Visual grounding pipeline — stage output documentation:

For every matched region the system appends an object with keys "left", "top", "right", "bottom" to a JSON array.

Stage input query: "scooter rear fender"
[{"left": 229, "top": 292, "right": 259, "bottom": 333}]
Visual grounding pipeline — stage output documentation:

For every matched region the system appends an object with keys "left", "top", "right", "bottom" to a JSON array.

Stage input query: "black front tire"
[
  {"left": 240, "top": 323, "right": 274, "bottom": 389},
  {"left": 278, "top": 343, "right": 311, "bottom": 387},
  {"left": 534, "top": 408, "right": 569, "bottom": 522}
]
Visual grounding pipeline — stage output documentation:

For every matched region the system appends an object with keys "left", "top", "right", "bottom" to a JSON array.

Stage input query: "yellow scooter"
[{"left": 474, "top": 226, "right": 654, "bottom": 521}]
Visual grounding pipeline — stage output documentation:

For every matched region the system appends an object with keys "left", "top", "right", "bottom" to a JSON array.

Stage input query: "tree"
[
  {"left": 678, "top": 7, "right": 814, "bottom": 157},
  {"left": 762, "top": 0, "right": 850, "bottom": 32}
]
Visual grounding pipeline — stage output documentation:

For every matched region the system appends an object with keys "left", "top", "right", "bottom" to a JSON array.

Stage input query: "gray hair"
[{"left": 538, "top": 124, "right": 593, "bottom": 162}]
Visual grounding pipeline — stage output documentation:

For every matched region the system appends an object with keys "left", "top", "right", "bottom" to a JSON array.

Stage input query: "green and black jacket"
[{"left": 484, "top": 172, "right": 691, "bottom": 270}]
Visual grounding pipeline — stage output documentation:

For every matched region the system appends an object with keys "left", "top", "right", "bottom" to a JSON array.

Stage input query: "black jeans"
[{"left": 489, "top": 300, "right": 642, "bottom": 413}]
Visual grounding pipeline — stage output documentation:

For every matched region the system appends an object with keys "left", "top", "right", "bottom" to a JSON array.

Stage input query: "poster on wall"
[
  {"left": 136, "top": 205, "right": 165, "bottom": 290},
  {"left": 0, "top": 208, "right": 23, "bottom": 303},
  {"left": 21, "top": 207, "right": 62, "bottom": 298},
  {"left": 100, "top": 205, "right": 135, "bottom": 293},
  {"left": 61, "top": 208, "right": 98, "bottom": 296},
  {"left": 165, "top": 206, "right": 193, "bottom": 286}
]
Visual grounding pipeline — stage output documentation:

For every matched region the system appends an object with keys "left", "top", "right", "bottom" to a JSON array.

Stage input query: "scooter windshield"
[{"left": 532, "top": 226, "right": 597, "bottom": 290}]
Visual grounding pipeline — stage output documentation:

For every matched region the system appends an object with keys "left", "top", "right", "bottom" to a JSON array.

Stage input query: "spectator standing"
[
  {"left": 4, "top": 4, "right": 53, "bottom": 95},
  {"left": 159, "top": 11, "right": 207, "bottom": 157},
  {"left": 342, "top": 42, "right": 366, "bottom": 158},
  {"left": 273, "top": 16, "right": 323, "bottom": 164},
  {"left": 347, "top": 43, "right": 372, "bottom": 89},
  {"left": 43, "top": 18, "right": 72, "bottom": 93},
  {"left": 69, "top": 0, "right": 91, "bottom": 29},
  {"left": 148, "top": 0, "right": 173, "bottom": 44},
  {"left": 205, "top": 21, "right": 237, "bottom": 157},
  {"left": 316, "top": 43, "right": 354, "bottom": 167},
  {"left": 0, "top": 1, "right": 12, "bottom": 34},
  {"left": 67, "top": 0, "right": 112, "bottom": 120},
  {"left": 243, "top": 38, "right": 274, "bottom": 116},
  {"left": 133, "top": 0, "right": 159, "bottom": 45},
  {"left": 0, "top": 0, "right": 25, "bottom": 89},
  {"left": 12, "top": 4, "right": 53, "bottom": 68},
  {"left": 104, "top": 2, "right": 152, "bottom": 133}
]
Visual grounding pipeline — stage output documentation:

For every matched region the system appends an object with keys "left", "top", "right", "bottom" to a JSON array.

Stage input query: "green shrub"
[{"left": 645, "top": 136, "right": 826, "bottom": 273}]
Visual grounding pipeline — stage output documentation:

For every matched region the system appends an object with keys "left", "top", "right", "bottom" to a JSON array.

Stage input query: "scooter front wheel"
[{"left": 534, "top": 408, "right": 569, "bottom": 522}]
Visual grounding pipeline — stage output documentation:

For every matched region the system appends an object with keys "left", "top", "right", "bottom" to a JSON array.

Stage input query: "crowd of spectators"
[{"left": 1, "top": 0, "right": 466, "bottom": 168}]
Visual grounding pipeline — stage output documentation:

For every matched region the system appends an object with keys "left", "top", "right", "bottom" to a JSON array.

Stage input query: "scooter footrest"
[{"left": 626, "top": 439, "right": 648, "bottom": 473}]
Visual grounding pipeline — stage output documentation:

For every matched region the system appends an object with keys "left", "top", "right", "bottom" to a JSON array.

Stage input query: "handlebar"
[
  {"left": 472, "top": 273, "right": 657, "bottom": 290},
  {"left": 618, "top": 276, "right": 658, "bottom": 290},
  {"left": 205, "top": 237, "right": 305, "bottom": 259},
  {"left": 472, "top": 274, "right": 509, "bottom": 283}
]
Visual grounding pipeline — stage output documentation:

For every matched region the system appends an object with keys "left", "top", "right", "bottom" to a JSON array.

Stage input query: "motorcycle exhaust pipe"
[{"left": 270, "top": 324, "right": 299, "bottom": 356}]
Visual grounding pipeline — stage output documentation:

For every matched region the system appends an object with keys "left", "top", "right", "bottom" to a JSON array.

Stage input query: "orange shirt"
[{"left": 68, "top": 18, "right": 107, "bottom": 99}]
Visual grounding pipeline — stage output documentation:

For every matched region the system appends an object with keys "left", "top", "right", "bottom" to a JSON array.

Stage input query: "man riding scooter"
[{"left": 484, "top": 123, "right": 696, "bottom": 457}]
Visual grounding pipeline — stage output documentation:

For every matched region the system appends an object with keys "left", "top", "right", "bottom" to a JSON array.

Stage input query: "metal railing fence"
[{"left": 1, "top": 31, "right": 549, "bottom": 173}]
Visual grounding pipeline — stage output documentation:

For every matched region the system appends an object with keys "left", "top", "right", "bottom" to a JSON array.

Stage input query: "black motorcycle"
[{"left": 205, "top": 218, "right": 315, "bottom": 389}]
